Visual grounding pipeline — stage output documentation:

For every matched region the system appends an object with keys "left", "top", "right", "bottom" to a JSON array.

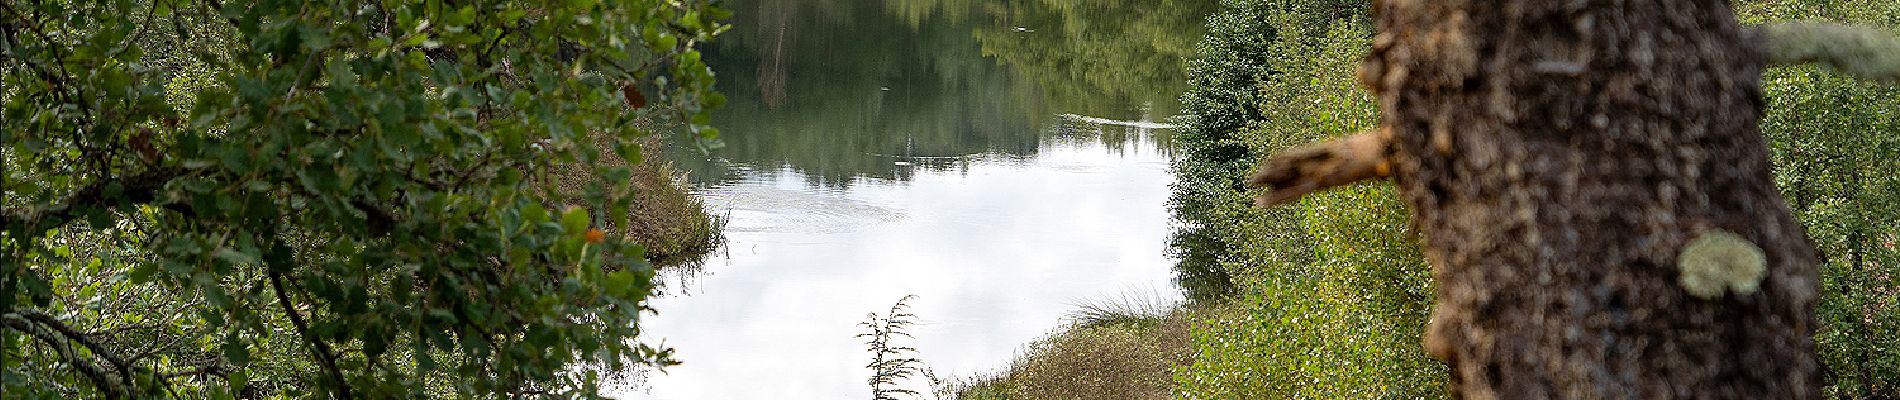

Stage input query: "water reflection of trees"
[
  {"left": 671, "top": 0, "right": 1214, "bottom": 186},
  {"left": 969, "top": 0, "right": 1216, "bottom": 118}
]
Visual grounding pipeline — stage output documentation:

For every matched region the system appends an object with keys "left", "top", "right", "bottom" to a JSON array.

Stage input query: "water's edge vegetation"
[
  {"left": 949, "top": 0, "right": 1898, "bottom": 398},
  {"left": 551, "top": 134, "right": 725, "bottom": 270}
]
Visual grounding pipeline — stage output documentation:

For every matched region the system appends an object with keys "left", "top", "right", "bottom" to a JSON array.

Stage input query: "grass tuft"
[
  {"left": 951, "top": 305, "right": 1198, "bottom": 400},
  {"left": 1064, "top": 289, "right": 1179, "bottom": 329}
]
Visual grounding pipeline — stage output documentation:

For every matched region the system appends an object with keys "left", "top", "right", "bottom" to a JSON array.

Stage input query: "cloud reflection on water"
[{"left": 622, "top": 137, "right": 1179, "bottom": 399}]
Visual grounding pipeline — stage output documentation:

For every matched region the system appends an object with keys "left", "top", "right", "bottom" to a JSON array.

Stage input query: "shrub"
[{"left": 1166, "top": 0, "right": 1446, "bottom": 397}]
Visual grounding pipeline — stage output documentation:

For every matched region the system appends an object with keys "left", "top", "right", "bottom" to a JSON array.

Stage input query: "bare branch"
[
  {"left": 1754, "top": 21, "right": 1900, "bottom": 82},
  {"left": 1248, "top": 128, "right": 1395, "bottom": 207}
]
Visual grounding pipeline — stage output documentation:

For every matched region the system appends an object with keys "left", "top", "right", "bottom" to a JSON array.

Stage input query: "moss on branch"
[{"left": 1756, "top": 21, "right": 1900, "bottom": 82}]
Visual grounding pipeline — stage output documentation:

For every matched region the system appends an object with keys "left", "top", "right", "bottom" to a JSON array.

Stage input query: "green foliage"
[
  {"left": 1743, "top": 2, "right": 1900, "bottom": 397},
  {"left": 1168, "top": 0, "right": 1367, "bottom": 303},
  {"left": 2, "top": 0, "right": 726, "bottom": 398},
  {"left": 1174, "top": 187, "right": 1443, "bottom": 399},
  {"left": 1166, "top": 0, "right": 1445, "bottom": 397}
]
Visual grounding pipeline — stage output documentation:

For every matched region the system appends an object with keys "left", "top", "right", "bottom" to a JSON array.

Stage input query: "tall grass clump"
[
  {"left": 952, "top": 304, "right": 1197, "bottom": 400},
  {"left": 1065, "top": 290, "right": 1177, "bottom": 329},
  {"left": 548, "top": 134, "right": 726, "bottom": 268}
]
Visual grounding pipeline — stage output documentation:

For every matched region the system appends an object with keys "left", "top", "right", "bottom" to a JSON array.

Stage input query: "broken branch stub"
[{"left": 1248, "top": 128, "right": 1395, "bottom": 207}]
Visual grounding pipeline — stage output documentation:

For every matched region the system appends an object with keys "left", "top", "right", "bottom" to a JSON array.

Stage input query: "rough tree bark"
[
  {"left": 1371, "top": 1, "right": 1816, "bottom": 397},
  {"left": 1241, "top": 0, "right": 1900, "bottom": 398}
]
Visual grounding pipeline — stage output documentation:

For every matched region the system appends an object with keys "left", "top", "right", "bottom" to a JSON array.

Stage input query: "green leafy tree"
[
  {"left": 1166, "top": 0, "right": 1366, "bottom": 304},
  {"left": 2, "top": 0, "right": 725, "bottom": 398}
]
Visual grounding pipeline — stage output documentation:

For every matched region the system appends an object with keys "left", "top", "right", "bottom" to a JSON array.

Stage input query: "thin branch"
[
  {"left": 107, "top": 0, "right": 164, "bottom": 58},
  {"left": 161, "top": 364, "right": 225, "bottom": 380},
  {"left": 1754, "top": 21, "right": 1900, "bottom": 82},
  {"left": 268, "top": 267, "right": 355, "bottom": 400},
  {"left": 84, "top": 323, "right": 163, "bottom": 339},
  {"left": 0, "top": 166, "right": 186, "bottom": 238},
  {"left": 1, "top": 313, "right": 128, "bottom": 399},
  {"left": 1248, "top": 127, "right": 1395, "bottom": 207},
  {"left": 14, "top": 309, "right": 136, "bottom": 389}
]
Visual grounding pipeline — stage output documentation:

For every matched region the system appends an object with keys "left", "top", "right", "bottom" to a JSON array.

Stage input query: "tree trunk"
[{"left": 1361, "top": 1, "right": 1821, "bottom": 398}]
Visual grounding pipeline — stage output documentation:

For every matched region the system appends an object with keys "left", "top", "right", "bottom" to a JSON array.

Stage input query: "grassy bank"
[
  {"left": 621, "top": 137, "right": 726, "bottom": 268},
  {"left": 950, "top": 300, "right": 1197, "bottom": 400},
  {"left": 962, "top": 0, "right": 1898, "bottom": 398},
  {"left": 549, "top": 133, "right": 725, "bottom": 269}
]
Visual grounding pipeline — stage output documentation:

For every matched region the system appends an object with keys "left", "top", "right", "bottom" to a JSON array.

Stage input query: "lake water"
[{"left": 618, "top": 1, "right": 1213, "bottom": 398}]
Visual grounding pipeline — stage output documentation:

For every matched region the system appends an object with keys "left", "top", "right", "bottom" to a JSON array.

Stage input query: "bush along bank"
[{"left": 1165, "top": 1, "right": 1446, "bottom": 397}]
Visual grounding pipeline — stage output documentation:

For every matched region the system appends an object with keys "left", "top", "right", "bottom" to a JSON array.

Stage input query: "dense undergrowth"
[
  {"left": 959, "top": 0, "right": 1898, "bottom": 398},
  {"left": 1164, "top": 1, "right": 1444, "bottom": 397}
]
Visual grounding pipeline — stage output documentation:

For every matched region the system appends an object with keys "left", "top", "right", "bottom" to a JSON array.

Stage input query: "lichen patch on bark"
[{"left": 1677, "top": 229, "right": 1769, "bottom": 299}]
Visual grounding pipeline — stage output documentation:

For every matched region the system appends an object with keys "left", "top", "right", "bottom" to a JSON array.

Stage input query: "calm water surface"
[{"left": 621, "top": 0, "right": 1213, "bottom": 398}]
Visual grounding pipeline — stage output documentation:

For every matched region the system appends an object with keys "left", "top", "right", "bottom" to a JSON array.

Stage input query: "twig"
[
  {"left": 267, "top": 268, "right": 355, "bottom": 399},
  {"left": 0, "top": 166, "right": 186, "bottom": 238}
]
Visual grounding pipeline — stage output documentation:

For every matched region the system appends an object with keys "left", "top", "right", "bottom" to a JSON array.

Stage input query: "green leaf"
[
  {"left": 225, "top": 370, "right": 249, "bottom": 396},
  {"left": 214, "top": 248, "right": 259, "bottom": 265},
  {"left": 222, "top": 336, "right": 250, "bottom": 366},
  {"left": 561, "top": 206, "right": 591, "bottom": 234}
]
